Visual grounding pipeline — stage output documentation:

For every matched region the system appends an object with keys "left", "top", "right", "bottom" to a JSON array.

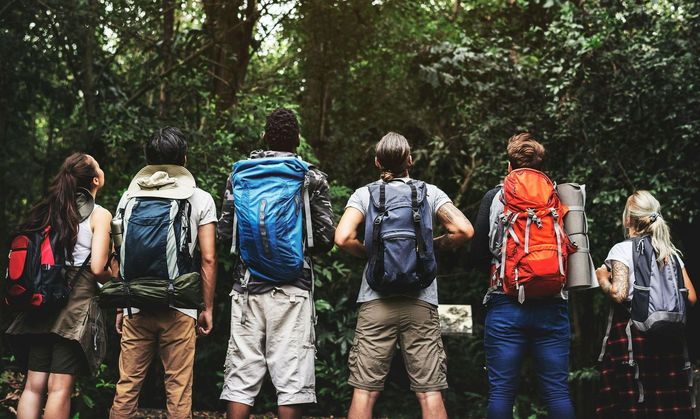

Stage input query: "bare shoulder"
[{"left": 93, "top": 206, "right": 113, "bottom": 222}]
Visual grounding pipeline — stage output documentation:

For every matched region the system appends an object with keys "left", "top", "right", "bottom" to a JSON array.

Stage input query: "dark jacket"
[
  {"left": 471, "top": 186, "right": 501, "bottom": 273},
  {"left": 218, "top": 150, "right": 335, "bottom": 293}
]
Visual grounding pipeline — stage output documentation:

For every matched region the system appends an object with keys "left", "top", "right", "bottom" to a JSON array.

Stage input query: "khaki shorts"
[
  {"left": 348, "top": 297, "right": 448, "bottom": 392},
  {"left": 220, "top": 285, "right": 316, "bottom": 406}
]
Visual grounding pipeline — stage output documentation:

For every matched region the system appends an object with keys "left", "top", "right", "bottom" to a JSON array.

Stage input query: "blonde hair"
[{"left": 623, "top": 190, "right": 681, "bottom": 264}]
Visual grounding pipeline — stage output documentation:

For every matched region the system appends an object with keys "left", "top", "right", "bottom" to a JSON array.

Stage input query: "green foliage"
[{"left": 2, "top": 0, "right": 700, "bottom": 417}]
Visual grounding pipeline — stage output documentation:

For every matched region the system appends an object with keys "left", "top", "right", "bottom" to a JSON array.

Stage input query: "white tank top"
[{"left": 68, "top": 204, "right": 100, "bottom": 266}]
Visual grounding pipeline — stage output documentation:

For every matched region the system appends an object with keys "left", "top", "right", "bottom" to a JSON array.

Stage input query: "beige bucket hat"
[{"left": 126, "top": 165, "right": 196, "bottom": 200}]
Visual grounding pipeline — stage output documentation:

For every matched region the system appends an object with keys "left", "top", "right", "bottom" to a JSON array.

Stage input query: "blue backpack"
[
  {"left": 231, "top": 157, "right": 314, "bottom": 283},
  {"left": 364, "top": 179, "right": 437, "bottom": 293},
  {"left": 119, "top": 198, "right": 193, "bottom": 281}
]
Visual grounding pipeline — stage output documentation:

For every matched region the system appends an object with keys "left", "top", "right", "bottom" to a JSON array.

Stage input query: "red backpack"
[
  {"left": 4, "top": 226, "right": 77, "bottom": 311},
  {"left": 490, "top": 168, "right": 574, "bottom": 302}
]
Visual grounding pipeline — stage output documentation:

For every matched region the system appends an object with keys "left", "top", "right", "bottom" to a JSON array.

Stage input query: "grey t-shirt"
[{"left": 345, "top": 178, "right": 452, "bottom": 306}]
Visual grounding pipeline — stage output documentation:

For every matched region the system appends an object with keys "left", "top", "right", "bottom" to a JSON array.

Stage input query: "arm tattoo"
[
  {"left": 437, "top": 203, "right": 469, "bottom": 225},
  {"left": 609, "top": 261, "right": 630, "bottom": 303},
  {"left": 434, "top": 203, "right": 472, "bottom": 251}
]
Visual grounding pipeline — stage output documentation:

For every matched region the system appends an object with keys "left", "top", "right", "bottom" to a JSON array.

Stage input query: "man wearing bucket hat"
[{"left": 109, "top": 127, "right": 218, "bottom": 419}]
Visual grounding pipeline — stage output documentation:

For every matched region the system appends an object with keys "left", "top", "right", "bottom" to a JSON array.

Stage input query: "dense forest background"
[{"left": 1, "top": 0, "right": 699, "bottom": 417}]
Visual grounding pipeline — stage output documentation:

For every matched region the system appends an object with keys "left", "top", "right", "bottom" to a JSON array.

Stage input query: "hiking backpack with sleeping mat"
[
  {"left": 98, "top": 196, "right": 202, "bottom": 311},
  {"left": 491, "top": 168, "right": 575, "bottom": 302}
]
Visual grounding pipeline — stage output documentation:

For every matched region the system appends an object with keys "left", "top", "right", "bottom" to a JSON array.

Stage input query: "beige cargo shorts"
[
  {"left": 348, "top": 297, "right": 448, "bottom": 392},
  {"left": 220, "top": 285, "right": 316, "bottom": 406}
]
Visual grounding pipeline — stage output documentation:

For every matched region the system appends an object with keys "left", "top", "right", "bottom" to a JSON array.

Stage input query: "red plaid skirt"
[{"left": 595, "top": 304, "right": 694, "bottom": 418}]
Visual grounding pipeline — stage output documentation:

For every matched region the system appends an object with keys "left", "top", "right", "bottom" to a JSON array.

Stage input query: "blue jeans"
[{"left": 484, "top": 294, "right": 575, "bottom": 419}]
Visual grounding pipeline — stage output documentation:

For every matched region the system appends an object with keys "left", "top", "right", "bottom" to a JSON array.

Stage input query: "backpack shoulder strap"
[
  {"left": 407, "top": 181, "right": 426, "bottom": 257},
  {"left": 631, "top": 236, "right": 652, "bottom": 288},
  {"left": 68, "top": 252, "right": 92, "bottom": 290},
  {"left": 370, "top": 183, "right": 387, "bottom": 258},
  {"left": 178, "top": 199, "right": 193, "bottom": 254},
  {"left": 672, "top": 254, "right": 684, "bottom": 289},
  {"left": 303, "top": 182, "right": 314, "bottom": 249},
  {"left": 228, "top": 170, "right": 238, "bottom": 255}
]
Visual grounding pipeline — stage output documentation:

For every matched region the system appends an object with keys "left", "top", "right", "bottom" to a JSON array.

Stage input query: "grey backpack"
[
  {"left": 598, "top": 235, "right": 690, "bottom": 404},
  {"left": 629, "top": 235, "right": 687, "bottom": 335}
]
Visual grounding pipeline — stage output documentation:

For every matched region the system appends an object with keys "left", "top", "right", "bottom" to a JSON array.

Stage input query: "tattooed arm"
[
  {"left": 596, "top": 261, "right": 630, "bottom": 303},
  {"left": 433, "top": 203, "right": 474, "bottom": 251}
]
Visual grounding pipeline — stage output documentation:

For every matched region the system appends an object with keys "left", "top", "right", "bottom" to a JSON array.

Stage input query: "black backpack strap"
[
  {"left": 379, "top": 182, "right": 386, "bottom": 213},
  {"left": 371, "top": 183, "right": 387, "bottom": 257},
  {"left": 68, "top": 252, "right": 92, "bottom": 290},
  {"left": 631, "top": 236, "right": 652, "bottom": 288},
  {"left": 408, "top": 181, "right": 425, "bottom": 258}
]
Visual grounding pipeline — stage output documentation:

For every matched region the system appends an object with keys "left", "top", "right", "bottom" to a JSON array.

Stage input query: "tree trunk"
[
  {"left": 203, "top": 0, "right": 259, "bottom": 110},
  {"left": 159, "top": 0, "right": 175, "bottom": 119},
  {"left": 73, "top": 0, "right": 104, "bottom": 160},
  {"left": 43, "top": 118, "right": 54, "bottom": 193},
  {"left": 82, "top": 0, "right": 96, "bottom": 126},
  {"left": 318, "top": 75, "right": 329, "bottom": 146}
]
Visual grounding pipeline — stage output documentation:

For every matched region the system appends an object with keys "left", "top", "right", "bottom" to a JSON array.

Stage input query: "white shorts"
[{"left": 219, "top": 285, "right": 316, "bottom": 406}]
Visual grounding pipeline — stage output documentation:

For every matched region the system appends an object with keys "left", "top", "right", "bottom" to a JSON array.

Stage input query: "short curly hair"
[
  {"left": 507, "top": 132, "right": 545, "bottom": 170},
  {"left": 263, "top": 108, "right": 300, "bottom": 152}
]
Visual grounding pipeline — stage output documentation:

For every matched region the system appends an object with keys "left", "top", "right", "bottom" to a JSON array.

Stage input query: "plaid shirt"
[{"left": 596, "top": 304, "right": 693, "bottom": 418}]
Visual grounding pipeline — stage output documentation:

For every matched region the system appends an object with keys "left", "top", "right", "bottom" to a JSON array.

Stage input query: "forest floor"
[{"left": 135, "top": 410, "right": 343, "bottom": 418}]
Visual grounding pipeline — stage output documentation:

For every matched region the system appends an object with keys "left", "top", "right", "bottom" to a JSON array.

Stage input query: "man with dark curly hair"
[{"left": 217, "top": 108, "right": 335, "bottom": 419}]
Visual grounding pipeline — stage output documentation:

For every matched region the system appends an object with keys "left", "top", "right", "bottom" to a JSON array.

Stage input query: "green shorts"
[
  {"left": 27, "top": 334, "right": 88, "bottom": 375},
  {"left": 348, "top": 297, "right": 448, "bottom": 392}
]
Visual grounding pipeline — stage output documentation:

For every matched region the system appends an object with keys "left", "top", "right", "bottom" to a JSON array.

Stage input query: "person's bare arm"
[
  {"left": 197, "top": 223, "right": 217, "bottom": 336},
  {"left": 596, "top": 261, "right": 629, "bottom": 303},
  {"left": 334, "top": 207, "right": 366, "bottom": 258},
  {"left": 90, "top": 207, "right": 113, "bottom": 283},
  {"left": 683, "top": 268, "right": 697, "bottom": 306},
  {"left": 433, "top": 203, "right": 474, "bottom": 251}
]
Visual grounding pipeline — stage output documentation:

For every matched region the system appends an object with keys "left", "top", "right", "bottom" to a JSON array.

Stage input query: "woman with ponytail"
[
  {"left": 6, "top": 153, "right": 113, "bottom": 419},
  {"left": 595, "top": 190, "right": 696, "bottom": 418}
]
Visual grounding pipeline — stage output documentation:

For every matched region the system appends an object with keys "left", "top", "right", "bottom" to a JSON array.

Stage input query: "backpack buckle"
[
  {"left": 412, "top": 210, "right": 421, "bottom": 222},
  {"left": 373, "top": 215, "right": 383, "bottom": 225}
]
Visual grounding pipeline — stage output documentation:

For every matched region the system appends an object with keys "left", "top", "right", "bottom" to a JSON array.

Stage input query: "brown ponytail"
[
  {"left": 16, "top": 153, "right": 97, "bottom": 263},
  {"left": 376, "top": 132, "right": 412, "bottom": 182}
]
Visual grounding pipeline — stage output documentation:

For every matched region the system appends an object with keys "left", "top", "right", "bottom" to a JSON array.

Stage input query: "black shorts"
[{"left": 26, "top": 334, "right": 88, "bottom": 375}]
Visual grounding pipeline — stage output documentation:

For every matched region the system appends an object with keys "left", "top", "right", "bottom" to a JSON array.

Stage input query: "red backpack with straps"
[
  {"left": 491, "top": 168, "right": 574, "bottom": 302},
  {"left": 4, "top": 226, "right": 74, "bottom": 311}
]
